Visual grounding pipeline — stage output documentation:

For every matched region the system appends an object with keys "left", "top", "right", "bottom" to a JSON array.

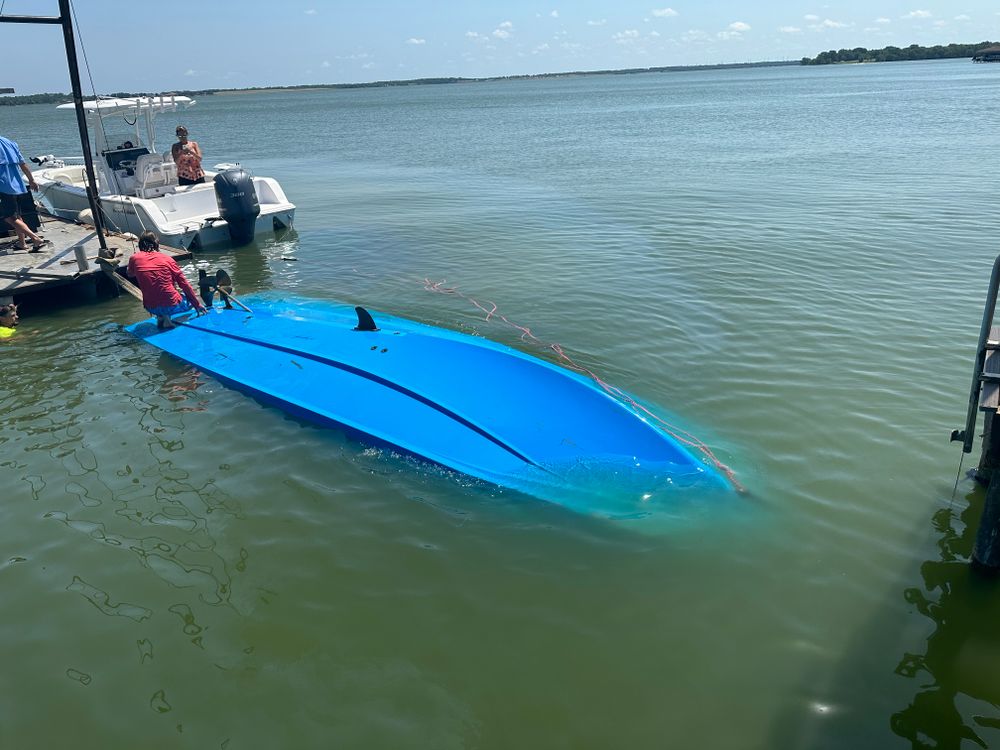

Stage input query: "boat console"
[{"left": 103, "top": 145, "right": 149, "bottom": 174}]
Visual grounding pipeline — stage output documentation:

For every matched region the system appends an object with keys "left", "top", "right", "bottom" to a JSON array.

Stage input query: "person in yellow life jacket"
[{"left": 0, "top": 302, "right": 18, "bottom": 338}]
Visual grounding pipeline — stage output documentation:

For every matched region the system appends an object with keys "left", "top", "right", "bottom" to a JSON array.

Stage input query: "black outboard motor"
[{"left": 213, "top": 168, "right": 260, "bottom": 246}]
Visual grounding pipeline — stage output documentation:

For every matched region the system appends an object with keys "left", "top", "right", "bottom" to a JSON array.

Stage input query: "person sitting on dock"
[
  {"left": 171, "top": 126, "right": 204, "bottom": 186},
  {"left": 0, "top": 135, "right": 49, "bottom": 253},
  {"left": 0, "top": 302, "right": 18, "bottom": 338},
  {"left": 127, "top": 231, "right": 206, "bottom": 330}
]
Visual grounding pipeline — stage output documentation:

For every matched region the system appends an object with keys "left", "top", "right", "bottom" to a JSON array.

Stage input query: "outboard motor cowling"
[{"left": 213, "top": 168, "right": 260, "bottom": 246}]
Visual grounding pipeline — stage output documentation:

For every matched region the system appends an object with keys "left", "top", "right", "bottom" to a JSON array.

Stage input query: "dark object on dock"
[
  {"left": 213, "top": 169, "right": 260, "bottom": 246},
  {"left": 953, "top": 253, "right": 1000, "bottom": 570},
  {"left": 973, "top": 45, "right": 1000, "bottom": 62}
]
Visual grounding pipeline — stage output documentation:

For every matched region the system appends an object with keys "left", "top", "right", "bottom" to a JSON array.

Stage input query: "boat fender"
[
  {"left": 354, "top": 306, "right": 379, "bottom": 332},
  {"left": 213, "top": 169, "right": 260, "bottom": 246},
  {"left": 77, "top": 208, "right": 94, "bottom": 226}
]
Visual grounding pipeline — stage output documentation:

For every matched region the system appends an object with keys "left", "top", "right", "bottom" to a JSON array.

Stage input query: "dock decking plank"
[{"left": 0, "top": 214, "right": 190, "bottom": 298}]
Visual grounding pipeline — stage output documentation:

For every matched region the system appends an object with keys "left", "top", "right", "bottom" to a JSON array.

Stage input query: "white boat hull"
[{"left": 35, "top": 165, "right": 295, "bottom": 250}]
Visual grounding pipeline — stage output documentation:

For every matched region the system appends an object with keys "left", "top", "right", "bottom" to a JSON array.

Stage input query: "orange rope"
[{"left": 423, "top": 279, "right": 745, "bottom": 493}]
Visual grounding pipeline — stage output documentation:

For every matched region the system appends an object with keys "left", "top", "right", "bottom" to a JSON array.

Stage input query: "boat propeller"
[{"left": 198, "top": 268, "right": 244, "bottom": 311}]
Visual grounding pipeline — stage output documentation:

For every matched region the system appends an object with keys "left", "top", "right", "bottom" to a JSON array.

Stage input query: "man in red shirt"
[{"left": 126, "top": 232, "right": 206, "bottom": 330}]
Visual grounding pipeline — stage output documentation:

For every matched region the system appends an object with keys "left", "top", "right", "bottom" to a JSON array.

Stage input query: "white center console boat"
[{"left": 33, "top": 95, "right": 295, "bottom": 250}]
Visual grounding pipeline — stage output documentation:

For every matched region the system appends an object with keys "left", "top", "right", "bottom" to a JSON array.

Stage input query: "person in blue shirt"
[{"left": 0, "top": 136, "right": 49, "bottom": 252}]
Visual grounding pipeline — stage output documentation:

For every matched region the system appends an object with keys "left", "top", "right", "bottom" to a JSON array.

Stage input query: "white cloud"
[
  {"left": 304, "top": 8, "right": 317, "bottom": 14},
  {"left": 321, "top": 60, "right": 330, "bottom": 67},
  {"left": 728, "top": 21, "right": 751, "bottom": 31},
  {"left": 465, "top": 31, "right": 481, "bottom": 39},
  {"left": 184, "top": 69, "right": 197, "bottom": 76},
  {"left": 804, "top": 14, "right": 819, "bottom": 21},
  {"left": 587, "top": 19, "right": 607, "bottom": 26},
  {"left": 551, "top": 10, "right": 558, "bottom": 18},
  {"left": 954, "top": 13, "right": 970, "bottom": 20},
  {"left": 874, "top": 17, "right": 891, "bottom": 24},
  {"left": 534, "top": 43, "right": 550, "bottom": 53},
  {"left": 820, "top": 19, "right": 847, "bottom": 28},
  {"left": 406, "top": 38, "right": 425, "bottom": 45},
  {"left": 493, "top": 21, "right": 513, "bottom": 39},
  {"left": 652, "top": 8, "right": 678, "bottom": 17},
  {"left": 779, "top": 26, "right": 802, "bottom": 33},
  {"left": 613, "top": 28, "right": 641, "bottom": 42},
  {"left": 363, "top": 62, "right": 374, "bottom": 69},
  {"left": 903, "top": 10, "right": 932, "bottom": 18},
  {"left": 682, "top": 29, "right": 709, "bottom": 42},
  {"left": 650, "top": 30, "right": 661, "bottom": 37}
]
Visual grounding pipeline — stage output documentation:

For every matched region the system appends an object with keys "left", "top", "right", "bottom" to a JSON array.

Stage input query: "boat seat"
[{"left": 134, "top": 153, "right": 177, "bottom": 198}]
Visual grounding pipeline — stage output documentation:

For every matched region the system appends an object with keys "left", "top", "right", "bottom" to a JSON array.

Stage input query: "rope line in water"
[{"left": 422, "top": 278, "right": 745, "bottom": 493}]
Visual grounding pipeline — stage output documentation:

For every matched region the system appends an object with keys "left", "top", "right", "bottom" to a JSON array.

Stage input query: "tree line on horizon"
[
  {"left": 801, "top": 41, "right": 997, "bottom": 65},
  {"left": 0, "top": 89, "right": 221, "bottom": 106},
  {"left": 3, "top": 43, "right": 996, "bottom": 105}
]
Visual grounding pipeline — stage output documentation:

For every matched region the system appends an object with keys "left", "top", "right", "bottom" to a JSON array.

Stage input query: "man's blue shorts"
[{"left": 146, "top": 300, "right": 192, "bottom": 318}]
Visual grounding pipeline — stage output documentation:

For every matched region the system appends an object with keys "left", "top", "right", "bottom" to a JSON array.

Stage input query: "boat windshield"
[{"left": 104, "top": 144, "right": 150, "bottom": 172}]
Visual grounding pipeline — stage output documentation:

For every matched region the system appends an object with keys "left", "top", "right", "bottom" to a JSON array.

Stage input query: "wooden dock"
[{"left": 0, "top": 214, "right": 190, "bottom": 306}]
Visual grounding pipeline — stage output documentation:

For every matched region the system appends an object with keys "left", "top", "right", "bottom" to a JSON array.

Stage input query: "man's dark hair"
[{"left": 138, "top": 231, "right": 159, "bottom": 251}]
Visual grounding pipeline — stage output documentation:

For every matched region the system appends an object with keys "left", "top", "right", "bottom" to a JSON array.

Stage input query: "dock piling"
[
  {"left": 958, "top": 252, "right": 1000, "bottom": 572},
  {"left": 974, "top": 480, "right": 1000, "bottom": 571},
  {"left": 73, "top": 245, "right": 90, "bottom": 271}
]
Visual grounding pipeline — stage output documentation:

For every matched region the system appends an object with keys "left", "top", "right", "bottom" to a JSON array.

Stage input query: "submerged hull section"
[{"left": 127, "top": 295, "right": 729, "bottom": 517}]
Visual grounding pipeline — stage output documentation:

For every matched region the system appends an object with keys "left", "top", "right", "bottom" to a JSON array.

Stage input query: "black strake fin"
[{"left": 354, "top": 306, "right": 379, "bottom": 331}]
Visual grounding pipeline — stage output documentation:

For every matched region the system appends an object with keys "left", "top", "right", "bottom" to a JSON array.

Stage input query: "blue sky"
[{"left": 4, "top": 1, "right": 999, "bottom": 93}]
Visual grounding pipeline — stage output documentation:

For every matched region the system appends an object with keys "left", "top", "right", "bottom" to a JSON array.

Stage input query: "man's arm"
[
  {"left": 18, "top": 162, "right": 37, "bottom": 192},
  {"left": 168, "top": 260, "right": 205, "bottom": 311}
]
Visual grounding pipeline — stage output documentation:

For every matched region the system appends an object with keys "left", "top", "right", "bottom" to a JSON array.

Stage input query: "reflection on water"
[{"left": 892, "top": 493, "right": 1000, "bottom": 749}]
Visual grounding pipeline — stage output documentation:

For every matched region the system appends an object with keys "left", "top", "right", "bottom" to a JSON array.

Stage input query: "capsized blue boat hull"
[{"left": 126, "top": 294, "right": 730, "bottom": 516}]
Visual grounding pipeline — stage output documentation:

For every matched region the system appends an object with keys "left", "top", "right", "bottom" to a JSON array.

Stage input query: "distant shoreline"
[{"left": 0, "top": 60, "right": 798, "bottom": 105}]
